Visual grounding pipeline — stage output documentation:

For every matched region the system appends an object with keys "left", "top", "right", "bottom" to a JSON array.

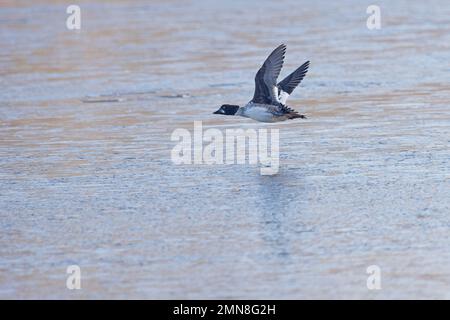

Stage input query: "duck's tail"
[
  {"left": 287, "top": 111, "right": 307, "bottom": 120},
  {"left": 280, "top": 104, "right": 306, "bottom": 120}
]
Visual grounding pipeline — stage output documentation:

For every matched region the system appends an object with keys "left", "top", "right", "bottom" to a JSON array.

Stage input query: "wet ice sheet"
[{"left": 1, "top": 0, "right": 450, "bottom": 299}]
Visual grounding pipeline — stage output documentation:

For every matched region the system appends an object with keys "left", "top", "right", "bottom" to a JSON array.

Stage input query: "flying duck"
[{"left": 213, "top": 44, "right": 310, "bottom": 122}]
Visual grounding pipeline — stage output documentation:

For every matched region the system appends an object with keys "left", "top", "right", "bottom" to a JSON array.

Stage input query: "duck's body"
[
  {"left": 236, "top": 102, "right": 306, "bottom": 123},
  {"left": 214, "top": 44, "right": 310, "bottom": 123}
]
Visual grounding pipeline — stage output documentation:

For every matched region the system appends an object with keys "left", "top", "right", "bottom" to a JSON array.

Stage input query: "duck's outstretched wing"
[
  {"left": 277, "top": 60, "right": 310, "bottom": 104},
  {"left": 252, "top": 44, "right": 286, "bottom": 105}
]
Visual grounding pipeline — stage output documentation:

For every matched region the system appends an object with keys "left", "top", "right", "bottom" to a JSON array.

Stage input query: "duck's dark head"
[{"left": 213, "top": 104, "right": 240, "bottom": 116}]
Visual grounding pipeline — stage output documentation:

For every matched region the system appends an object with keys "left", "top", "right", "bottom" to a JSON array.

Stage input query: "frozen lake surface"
[{"left": 1, "top": 0, "right": 450, "bottom": 299}]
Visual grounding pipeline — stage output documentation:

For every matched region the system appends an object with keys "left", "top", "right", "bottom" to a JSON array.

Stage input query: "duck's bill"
[{"left": 213, "top": 110, "right": 222, "bottom": 114}]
